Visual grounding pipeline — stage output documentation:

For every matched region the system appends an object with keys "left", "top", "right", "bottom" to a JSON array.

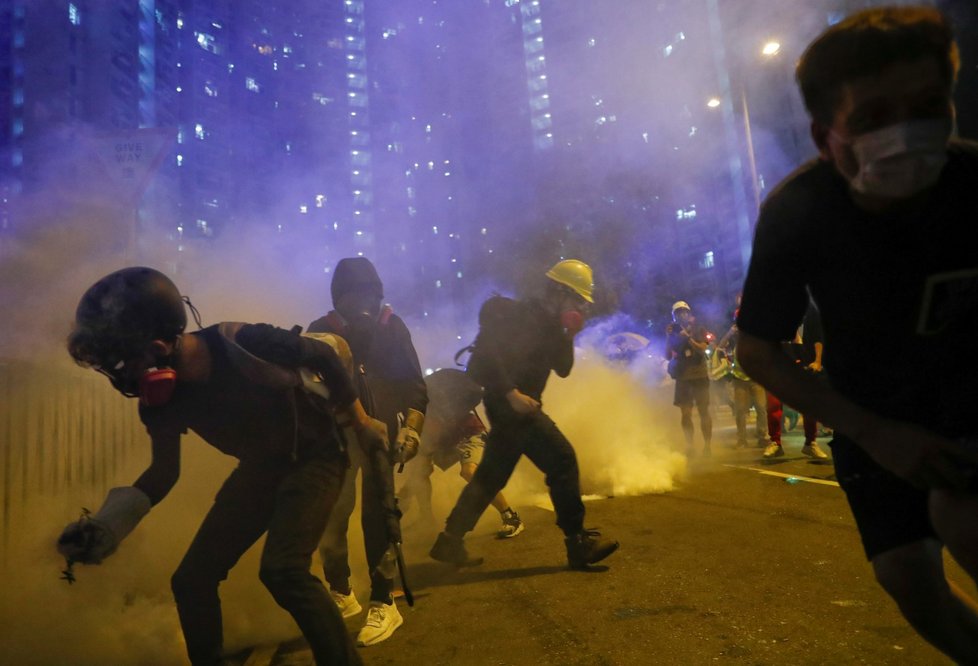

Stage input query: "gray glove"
[{"left": 57, "top": 486, "right": 151, "bottom": 564}]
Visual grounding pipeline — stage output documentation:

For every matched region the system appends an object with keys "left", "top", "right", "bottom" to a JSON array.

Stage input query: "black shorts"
[
  {"left": 674, "top": 377, "right": 711, "bottom": 408},
  {"left": 830, "top": 435, "right": 935, "bottom": 560}
]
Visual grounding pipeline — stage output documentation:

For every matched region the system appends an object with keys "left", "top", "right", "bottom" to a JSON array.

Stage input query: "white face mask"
[{"left": 843, "top": 117, "right": 952, "bottom": 199}]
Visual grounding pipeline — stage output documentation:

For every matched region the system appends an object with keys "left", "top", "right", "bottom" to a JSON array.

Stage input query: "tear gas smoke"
[{"left": 0, "top": 0, "right": 831, "bottom": 661}]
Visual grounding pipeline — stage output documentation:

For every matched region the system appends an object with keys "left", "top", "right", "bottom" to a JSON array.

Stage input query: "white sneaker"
[
  {"left": 356, "top": 601, "right": 403, "bottom": 646},
  {"left": 762, "top": 442, "right": 784, "bottom": 458},
  {"left": 801, "top": 442, "right": 829, "bottom": 459},
  {"left": 497, "top": 510, "right": 525, "bottom": 539},
  {"left": 329, "top": 588, "right": 362, "bottom": 619}
]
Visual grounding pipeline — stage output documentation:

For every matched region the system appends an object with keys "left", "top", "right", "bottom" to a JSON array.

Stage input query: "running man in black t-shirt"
[
  {"left": 429, "top": 260, "right": 618, "bottom": 570},
  {"left": 736, "top": 8, "right": 978, "bottom": 662}
]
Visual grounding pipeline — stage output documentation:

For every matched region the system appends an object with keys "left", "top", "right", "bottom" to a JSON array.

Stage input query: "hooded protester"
[
  {"left": 308, "top": 256, "right": 428, "bottom": 647},
  {"left": 429, "top": 259, "right": 618, "bottom": 570},
  {"left": 57, "top": 267, "right": 385, "bottom": 666}
]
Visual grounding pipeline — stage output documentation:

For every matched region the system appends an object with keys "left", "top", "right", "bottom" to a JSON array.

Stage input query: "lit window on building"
[
  {"left": 299, "top": 205, "right": 308, "bottom": 214},
  {"left": 204, "top": 82, "right": 217, "bottom": 97},
  {"left": 316, "top": 194, "right": 326, "bottom": 207},
  {"left": 176, "top": 154, "right": 183, "bottom": 166},
  {"left": 195, "top": 32, "right": 220, "bottom": 54},
  {"left": 195, "top": 123, "right": 205, "bottom": 140},
  {"left": 12, "top": 119, "right": 23, "bottom": 136},
  {"left": 68, "top": 3, "right": 81, "bottom": 26},
  {"left": 676, "top": 206, "right": 697, "bottom": 220},
  {"left": 246, "top": 77, "right": 260, "bottom": 93},
  {"left": 700, "top": 251, "right": 715, "bottom": 269},
  {"left": 177, "top": 17, "right": 184, "bottom": 29}
]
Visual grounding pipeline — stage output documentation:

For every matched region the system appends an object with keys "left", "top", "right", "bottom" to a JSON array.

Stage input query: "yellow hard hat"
[
  {"left": 546, "top": 259, "right": 594, "bottom": 303},
  {"left": 671, "top": 300, "right": 691, "bottom": 316}
]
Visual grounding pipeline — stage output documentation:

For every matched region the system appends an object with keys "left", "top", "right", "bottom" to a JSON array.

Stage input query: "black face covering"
[
  {"left": 345, "top": 312, "right": 377, "bottom": 361},
  {"left": 335, "top": 291, "right": 381, "bottom": 361},
  {"left": 99, "top": 350, "right": 177, "bottom": 405},
  {"left": 103, "top": 367, "right": 140, "bottom": 398}
]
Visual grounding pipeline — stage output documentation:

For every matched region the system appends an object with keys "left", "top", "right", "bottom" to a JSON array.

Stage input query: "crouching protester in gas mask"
[
  {"left": 57, "top": 266, "right": 387, "bottom": 666},
  {"left": 307, "top": 257, "right": 428, "bottom": 647},
  {"left": 430, "top": 260, "right": 618, "bottom": 570}
]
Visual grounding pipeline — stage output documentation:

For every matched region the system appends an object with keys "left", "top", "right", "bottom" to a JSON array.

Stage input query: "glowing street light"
[
  {"left": 707, "top": 97, "right": 721, "bottom": 109},
  {"left": 761, "top": 41, "right": 781, "bottom": 56}
]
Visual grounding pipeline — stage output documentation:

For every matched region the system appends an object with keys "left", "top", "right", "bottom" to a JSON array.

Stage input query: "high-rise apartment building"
[{"left": 0, "top": 0, "right": 959, "bottom": 327}]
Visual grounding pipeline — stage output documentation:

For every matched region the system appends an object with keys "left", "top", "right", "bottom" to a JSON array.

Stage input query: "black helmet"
[{"left": 68, "top": 267, "right": 186, "bottom": 367}]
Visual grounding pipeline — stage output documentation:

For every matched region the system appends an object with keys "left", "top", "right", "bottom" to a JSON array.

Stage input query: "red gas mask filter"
[
  {"left": 560, "top": 309, "right": 585, "bottom": 336},
  {"left": 139, "top": 367, "right": 178, "bottom": 407}
]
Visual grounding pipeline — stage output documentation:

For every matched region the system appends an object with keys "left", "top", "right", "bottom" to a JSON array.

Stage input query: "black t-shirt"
[
  {"left": 738, "top": 140, "right": 978, "bottom": 437},
  {"left": 783, "top": 302, "right": 824, "bottom": 366},
  {"left": 308, "top": 310, "right": 428, "bottom": 442},
  {"left": 466, "top": 296, "right": 574, "bottom": 403},
  {"left": 140, "top": 325, "right": 343, "bottom": 462}
]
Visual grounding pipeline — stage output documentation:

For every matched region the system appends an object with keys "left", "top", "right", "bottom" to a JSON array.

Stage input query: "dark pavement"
[{"left": 243, "top": 425, "right": 970, "bottom": 666}]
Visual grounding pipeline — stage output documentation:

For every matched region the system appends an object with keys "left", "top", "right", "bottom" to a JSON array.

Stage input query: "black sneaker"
[
  {"left": 565, "top": 528, "right": 619, "bottom": 570},
  {"left": 429, "top": 532, "right": 484, "bottom": 567},
  {"left": 497, "top": 510, "right": 525, "bottom": 539}
]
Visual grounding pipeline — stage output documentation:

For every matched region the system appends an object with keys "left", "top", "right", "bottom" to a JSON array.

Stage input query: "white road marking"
[
  {"left": 723, "top": 464, "right": 840, "bottom": 487},
  {"left": 243, "top": 644, "right": 278, "bottom": 666}
]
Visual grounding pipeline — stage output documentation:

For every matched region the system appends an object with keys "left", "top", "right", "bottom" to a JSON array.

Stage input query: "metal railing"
[{"left": 0, "top": 359, "right": 147, "bottom": 565}]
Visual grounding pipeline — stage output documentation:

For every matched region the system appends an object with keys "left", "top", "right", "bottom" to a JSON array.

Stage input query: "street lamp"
[
  {"left": 761, "top": 41, "right": 781, "bottom": 57},
  {"left": 706, "top": 97, "right": 721, "bottom": 109}
]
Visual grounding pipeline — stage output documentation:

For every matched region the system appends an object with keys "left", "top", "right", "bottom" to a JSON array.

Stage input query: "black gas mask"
[
  {"left": 95, "top": 347, "right": 178, "bottom": 407},
  {"left": 336, "top": 291, "right": 382, "bottom": 361}
]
